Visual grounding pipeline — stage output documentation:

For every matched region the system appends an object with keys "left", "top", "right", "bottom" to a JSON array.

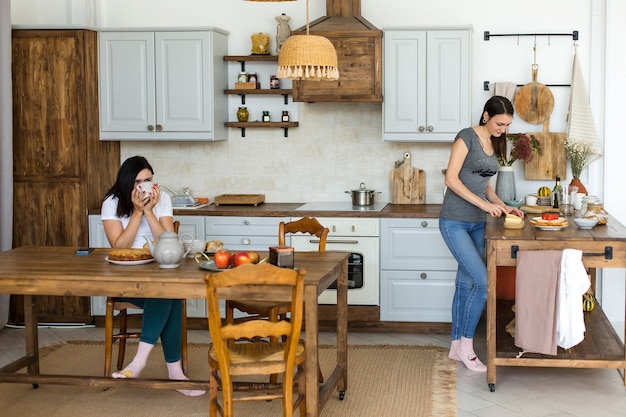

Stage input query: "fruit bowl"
[{"left": 573, "top": 217, "right": 599, "bottom": 229}]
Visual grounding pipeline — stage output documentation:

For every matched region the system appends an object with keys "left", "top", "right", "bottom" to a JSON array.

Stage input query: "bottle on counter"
[{"left": 552, "top": 176, "right": 563, "bottom": 209}]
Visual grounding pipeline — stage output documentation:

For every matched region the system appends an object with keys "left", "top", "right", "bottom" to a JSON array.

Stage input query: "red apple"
[
  {"left": 232, "top": 252, "right": 252, "bottom": 267},
  {"left": 247, "top": 251, "right": 260, "bottom": 264},
  {"left": 213, "top": 250, "right": 232, "bottom": 269}
]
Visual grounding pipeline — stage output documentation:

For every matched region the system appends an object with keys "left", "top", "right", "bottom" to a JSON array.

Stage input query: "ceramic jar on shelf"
[{"left": 236, "top": 106, "right": 249, "bottom": 122}]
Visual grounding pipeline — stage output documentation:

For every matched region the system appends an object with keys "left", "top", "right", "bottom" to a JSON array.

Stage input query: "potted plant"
[
  {"left": 563, "top": 138, "right": 593, "bottom": 194},
  {"left": 495, "top": 133, "right": 541, "bottom": 202}
]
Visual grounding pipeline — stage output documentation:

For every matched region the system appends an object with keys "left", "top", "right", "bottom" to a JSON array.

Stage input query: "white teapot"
[{"left": 144, "top": 231, "right": 193, "bottom": 268}]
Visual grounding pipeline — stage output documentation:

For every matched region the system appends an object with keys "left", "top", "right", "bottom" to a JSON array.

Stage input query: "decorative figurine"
[{"left": 275, "top": 13, "right": 291, "bottom": 54}]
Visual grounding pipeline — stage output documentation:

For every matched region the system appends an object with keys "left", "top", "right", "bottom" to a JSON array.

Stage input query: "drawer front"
[
  {"left": 206, "top": 216, "right": 289, "bottom": 237},
  {"left": 381, "top": 218, "right": 457, "bottom": 270},
  {"left": 302, "top": 217, "right": 379, "bottom": 237},
  {"left": 211, "top": 235, "right": 288, "bottom": 251},
  {"left": 380, "top": 269, "right": 455, "bottom": 322}
]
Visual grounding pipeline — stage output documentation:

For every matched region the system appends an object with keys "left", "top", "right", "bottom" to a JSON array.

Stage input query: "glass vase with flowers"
[
  {"left": 563, "top": 138, "right": 593, "bottom": 195},
  {"left": 495, "top": 133, "right": 541, "bottom": 202}
]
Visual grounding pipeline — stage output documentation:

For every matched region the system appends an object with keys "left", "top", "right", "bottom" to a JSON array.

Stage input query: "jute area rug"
[{"left": 0, "top": 341, "right": 457, "bottom": 417}]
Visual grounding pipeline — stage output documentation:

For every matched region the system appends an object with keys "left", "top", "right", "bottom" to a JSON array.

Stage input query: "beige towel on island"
[
  {"left": 489, "top": 81, "right": 517, "bottom": 101},
  {"left": 514, "top": 250, "right": 562, "bottom": 355}
]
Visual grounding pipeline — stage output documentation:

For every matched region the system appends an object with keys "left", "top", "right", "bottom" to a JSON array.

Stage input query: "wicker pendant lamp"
[{"left": 276, "top": 0, "right": 339, "bottom": 80}]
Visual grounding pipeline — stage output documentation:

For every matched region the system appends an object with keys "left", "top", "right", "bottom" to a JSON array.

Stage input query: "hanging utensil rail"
[{"left": 484, "top": 30, "right": 578, "bottom": 41}]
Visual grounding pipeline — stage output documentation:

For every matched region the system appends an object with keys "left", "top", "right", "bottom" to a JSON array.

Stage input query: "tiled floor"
[{"left": 1, "top": 321, "right": 625, "bottom": 417}]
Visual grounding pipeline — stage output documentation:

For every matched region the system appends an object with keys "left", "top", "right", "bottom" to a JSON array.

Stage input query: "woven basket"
[{"left": 277, "top": 35, "right": 339, "bottom": 80}]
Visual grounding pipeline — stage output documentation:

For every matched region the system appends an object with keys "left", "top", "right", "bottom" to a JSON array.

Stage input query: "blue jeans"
[
  {"left": 439, "top": 217, "right": 487, "bottom": 340},
  {"left": 120, "top": 298, "right": 183, "bottom": 363}
]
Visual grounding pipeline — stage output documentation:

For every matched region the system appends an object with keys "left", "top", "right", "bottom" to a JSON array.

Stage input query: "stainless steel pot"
[{"left": 345, "top": 182, "right": 381, "bottom": 206}]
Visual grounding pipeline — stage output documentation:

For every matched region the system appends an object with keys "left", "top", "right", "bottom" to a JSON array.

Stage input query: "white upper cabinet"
[
  {"left": 383, "top": 28, "right": 471, "bottom": 142},
  {"left": 99, "top": 29, "right": 228, "bottom": 141}
]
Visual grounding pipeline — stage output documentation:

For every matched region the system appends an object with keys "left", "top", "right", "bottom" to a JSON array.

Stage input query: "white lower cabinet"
[
  {"left": 88, "top": 214, "right": 207, "bottom": 317},
  {"left": 205, "top": 216, "right": 290, "bottom": 250},
  {"left": 380, "top": 218, "right": 457, "bottom": 322}
]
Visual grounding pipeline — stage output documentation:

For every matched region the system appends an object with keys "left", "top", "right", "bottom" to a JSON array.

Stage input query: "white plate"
[
  {"left": 198, "top": 260, "right": 230, "bottom": 272},
  {"left": 530, "top": 217, "right": 569, "bottom": 231},
  {"left": 105, "top": 256, "right": 154, "bottom": 266}
]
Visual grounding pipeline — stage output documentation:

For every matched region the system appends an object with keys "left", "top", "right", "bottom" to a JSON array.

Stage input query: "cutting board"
[
  {"left": 521, "top": 204, "right": 560, "bottom": 214},
  {"left": 524, "top": 120, "right": 567, "bottom": 180},
  {"left": 389, "top": 152, "right": 425, "bottom": 204}
]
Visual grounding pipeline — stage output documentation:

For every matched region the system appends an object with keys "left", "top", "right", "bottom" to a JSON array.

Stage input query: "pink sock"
[
  {"left": 449, "top": 339, "right": 461, "bottom": 361},
  {"left": 459, "top": 337, "right": 486, "bottom": 372},
  {"left": 112, "top": 341, "right": 153, "bottom": 378},
  {"left": 167, "top": 360, "right": 206, "bottom": 397}
]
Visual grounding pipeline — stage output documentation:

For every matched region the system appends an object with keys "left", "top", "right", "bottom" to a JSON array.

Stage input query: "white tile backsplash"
[{"left": 121, "top": 102, "right": 452, "bottom": 204}]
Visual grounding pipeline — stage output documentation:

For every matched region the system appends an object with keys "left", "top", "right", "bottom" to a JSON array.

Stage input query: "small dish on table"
[{"left": 573, "top": 217, "right": 599, "bottom": 230}]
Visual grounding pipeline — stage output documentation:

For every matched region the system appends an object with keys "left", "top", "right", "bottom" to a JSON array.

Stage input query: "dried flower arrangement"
[
  {"left": 498, "top": 133, "right": 541, "bottom": 167},
  {"left": 563, "top": 139, "right": 593, "bottom": 179}
]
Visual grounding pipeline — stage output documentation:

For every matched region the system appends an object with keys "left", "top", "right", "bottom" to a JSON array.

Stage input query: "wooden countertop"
[
  {"left": 486, "top": 214, "right": 626, "bottom": 242},
  {"left": 89, "top": 203, "right": 444, "bottom": 218}
]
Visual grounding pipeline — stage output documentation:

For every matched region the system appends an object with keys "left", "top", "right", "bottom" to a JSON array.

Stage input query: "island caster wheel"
[
  {"left": 488, "top": 383, "right": 495, "bottom": 392},
  {"left": 32, "top": 383, "right": 39, "bottom": 389},
  {"left": 339, "top": 391, "right": 345, "bottom": 400}
]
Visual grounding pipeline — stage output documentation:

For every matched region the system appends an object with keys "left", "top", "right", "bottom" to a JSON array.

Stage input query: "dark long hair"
[
  {"left": 104, "top": 156, "right": 154, "bottom": 218},
  {"left": 479, "top": 96, "right": 514, "bottom": 163}
]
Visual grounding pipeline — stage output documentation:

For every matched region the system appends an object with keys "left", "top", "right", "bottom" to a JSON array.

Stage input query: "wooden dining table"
[{"left": 0, "top": 246, "right": 349, "bottom": 417}]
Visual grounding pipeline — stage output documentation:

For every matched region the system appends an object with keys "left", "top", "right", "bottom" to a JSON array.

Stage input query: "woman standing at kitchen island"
[
  {"left": 101, "top": 155, "right": 204, "bottom": 396},
  {"left": 439, "top": 96, "right": 524, "bottom": 372}
]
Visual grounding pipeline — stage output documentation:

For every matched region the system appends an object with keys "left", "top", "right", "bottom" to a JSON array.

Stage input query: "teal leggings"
[{"left": 120, "top": 298, "right": 183, "bottom": 363}]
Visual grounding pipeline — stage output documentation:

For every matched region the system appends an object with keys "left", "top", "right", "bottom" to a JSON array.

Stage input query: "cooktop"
[{"left": 295, "top": 202, "right": 388, "bottom": 212}]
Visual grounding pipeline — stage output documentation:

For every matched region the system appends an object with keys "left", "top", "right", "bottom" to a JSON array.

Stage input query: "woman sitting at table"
[{"left": 101, "top": 155, "right": 204, "bottom": 396}]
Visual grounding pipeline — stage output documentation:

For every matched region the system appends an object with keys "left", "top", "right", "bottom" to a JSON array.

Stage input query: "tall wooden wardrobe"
[{"left": 11, "top": 29, "right": 120, "bottom": 324}]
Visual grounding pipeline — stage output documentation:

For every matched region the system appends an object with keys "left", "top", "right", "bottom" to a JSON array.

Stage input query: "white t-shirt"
[{"left": 101, "top": 192, "right": 173, "bottom": 248}]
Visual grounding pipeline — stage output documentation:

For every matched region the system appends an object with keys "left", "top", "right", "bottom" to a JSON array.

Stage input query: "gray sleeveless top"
[{"left": 440, "top": 127, "right": 499, "bottom": 222}]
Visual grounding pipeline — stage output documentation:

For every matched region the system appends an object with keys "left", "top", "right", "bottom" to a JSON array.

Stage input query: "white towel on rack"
[
  {"left": 566, "top": 48, "right": 602, "bottom": 164},
  {"left": 489, "top": 82, "right": 517, "bottom": 101},
  {"left": 557, "top": 248, "right": 591, "bottom": 349}
]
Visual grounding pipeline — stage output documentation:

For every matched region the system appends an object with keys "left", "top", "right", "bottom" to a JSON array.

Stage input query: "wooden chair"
[
  {"left": 103, "top": 220, "right": 188, "bottom": 377},
  {"left": 225, "top": 217, "right": 328, "bottom": 384},
  {"left": 204, "top": 263, "right": 307, "bottom": 417},
  {"left": 225, "top": 217, "right": 328, "bottom": 326}
]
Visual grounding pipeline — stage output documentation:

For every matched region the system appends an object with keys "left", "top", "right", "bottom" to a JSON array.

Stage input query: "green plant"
[{"left": 498, "top": 133, "right": 541, "bottom": 167}]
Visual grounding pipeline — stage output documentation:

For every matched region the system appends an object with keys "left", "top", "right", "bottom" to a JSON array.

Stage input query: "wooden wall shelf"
[{"left": 224, "top": 121, "right": 299, "bottom": 138}]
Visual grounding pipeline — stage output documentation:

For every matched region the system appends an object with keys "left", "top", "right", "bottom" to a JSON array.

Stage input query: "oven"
[{"left": 290, "top": 213, "right": 380, "bottom": 305}]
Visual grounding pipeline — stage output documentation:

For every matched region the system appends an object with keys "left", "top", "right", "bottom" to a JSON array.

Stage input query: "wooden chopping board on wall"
[
  {"left": 389, "top": 152, "right": 425, "bottom": 204},
  {"left": 524, "top": 120, "right": 567, "bottom": 180}
]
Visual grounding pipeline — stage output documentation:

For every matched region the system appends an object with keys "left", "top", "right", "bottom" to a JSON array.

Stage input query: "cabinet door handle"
[
  {"left": 242, "top": 238, "right": 250, "bottom": 245},
  {"left": 156, "top": 124, "right": 163, "bottom": 132},
  {"left": 418, "top": 125, "right": 425, "bottom": 132},
  {"left": 147, "top": 125, "right": 155, "bottom": 131},
  {"left": 420, "top": 272, "right": 427, "bottom": 279},
  {"left": 421, "top": 221, "right": 428, "bottom": 228},
  {"left": 427, "top": 125, "right": 434, "bottom": 132}
]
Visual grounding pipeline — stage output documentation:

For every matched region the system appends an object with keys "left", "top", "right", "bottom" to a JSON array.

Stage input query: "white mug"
[
  {"left": 573, "top": 193, "right": 584, "bottom": 210},
  {"left": 525, "top": 195, "right": 538, "bottom": 206},
  {"left": 137, "top": 181, "right": 154, "bottom": 198}
]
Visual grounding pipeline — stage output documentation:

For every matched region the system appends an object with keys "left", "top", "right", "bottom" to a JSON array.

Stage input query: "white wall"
[{"left": 12, "top": 0, "right": 602, "bottom": 205}]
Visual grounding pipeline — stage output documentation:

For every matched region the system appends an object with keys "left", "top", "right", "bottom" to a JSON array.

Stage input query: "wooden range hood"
[{"left": 291, "top": 0, "right": 382, "bottom": 102}]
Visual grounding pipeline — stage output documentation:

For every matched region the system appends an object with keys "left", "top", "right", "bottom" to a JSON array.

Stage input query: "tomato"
[{"left": 541, "top": 213, "right": 559, "bottom": 220}]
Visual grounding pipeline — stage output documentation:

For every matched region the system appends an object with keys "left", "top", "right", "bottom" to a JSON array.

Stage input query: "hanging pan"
[{"left": 514, "top": 48, "right": 554, "bottom": 124}]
